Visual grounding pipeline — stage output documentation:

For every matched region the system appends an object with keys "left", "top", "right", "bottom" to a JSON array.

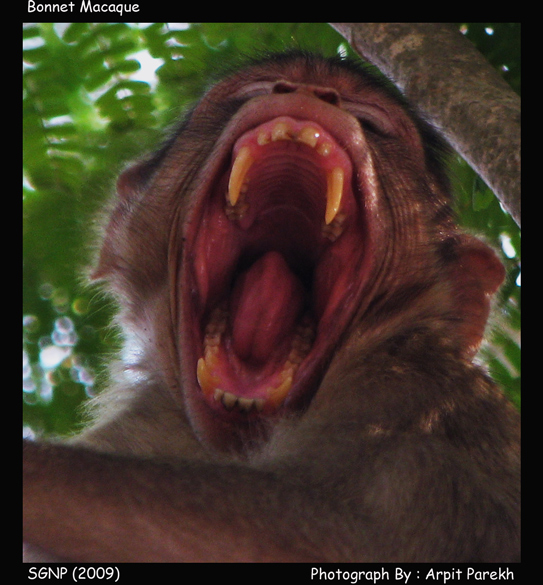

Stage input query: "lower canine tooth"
[
  {"left": 268, "top": 376, "right": 293, "bottom": 408},
  {"left": 325, "top": 167, "right": 344, "bottom": 225},
  {"left": 197, "top": 358, "right": 220, "bottom": 396}
]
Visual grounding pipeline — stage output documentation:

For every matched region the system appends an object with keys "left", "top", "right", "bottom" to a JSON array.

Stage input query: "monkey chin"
[{"left": 181, "top": 91, "right": 378, "bottom": 435}]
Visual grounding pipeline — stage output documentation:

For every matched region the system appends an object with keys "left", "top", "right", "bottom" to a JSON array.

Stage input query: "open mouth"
[{"left": 183, "top": 99, "right": 373, "bottom": 420}]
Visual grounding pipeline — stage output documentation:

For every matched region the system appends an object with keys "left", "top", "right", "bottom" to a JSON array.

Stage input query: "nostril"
[
  {"left": 313, "top": 88, "right": 340, "bottom": 106},
  {"left": 272, "top": 81, "right": 341, "bottom": 106},
  {"left": 272, "top": 81, "right": 298, "bottom": 95}
]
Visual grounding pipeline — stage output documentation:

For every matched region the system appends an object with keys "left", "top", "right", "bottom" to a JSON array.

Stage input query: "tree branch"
[{"left": 331, "top": 23, "right": 520, "bottom": 227}]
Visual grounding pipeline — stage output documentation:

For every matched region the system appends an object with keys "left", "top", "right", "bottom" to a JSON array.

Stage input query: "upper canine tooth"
[
  {"left": 325, "top": 167, "right": 344, "bottom": 225},
  {"left": 228, "top": 146, "right": 253, "bottom": 206}
]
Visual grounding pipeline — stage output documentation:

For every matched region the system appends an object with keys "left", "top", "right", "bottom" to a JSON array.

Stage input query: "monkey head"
[{"left": 93, "top": 52, "right": 504, "bottom": 451}]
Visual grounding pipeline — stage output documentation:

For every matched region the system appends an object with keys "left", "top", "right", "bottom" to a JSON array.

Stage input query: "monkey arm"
[
  {"left": 24, "top": 397, "right": 519, "bottom": 565},
  {"left": 24, "top": 333, "right": 519, "bottom": 563},
  {"left": 23, "top": 439, "right": 347, "bottom": 562}
]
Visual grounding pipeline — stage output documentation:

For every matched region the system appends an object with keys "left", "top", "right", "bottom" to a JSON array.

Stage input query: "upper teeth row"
[
  {"left": 227, "top": 119, "right": 345, "bottom": 226},
  {"left": 257, "top": 121, "right": 333, "bottom": 155}
]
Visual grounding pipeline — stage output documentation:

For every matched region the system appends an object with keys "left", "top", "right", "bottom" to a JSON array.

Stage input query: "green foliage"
[{"left": 23, "top": 23, "right": 520, "bottom": 436}]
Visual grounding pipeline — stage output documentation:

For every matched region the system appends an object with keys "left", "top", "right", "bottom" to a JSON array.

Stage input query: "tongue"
[{"left": 230, "top": 251, "right": 305, "bottom": 364}]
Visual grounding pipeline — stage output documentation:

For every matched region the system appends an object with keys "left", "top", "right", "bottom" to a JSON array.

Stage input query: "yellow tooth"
[
  {"left": 267, "top": 375, "right": 293, "bottom": 409},
  {"left": 238, "top": 397, "right": 255, "bottom": 412},
  {"left": 317, "top": 141, "right": 333, "bottom": 157},
  {"left": 281, "top": 362, "right": 297, "bottom": 380},
  {"left": 325, "top": 167, "right": 344, "bottom": 225},
  {"left": 228, "top": 146, "right": 253, "bottom": 206},
  {"left": 222, "top": 391, "right": 238, "bottom": 410},
  {"left": 197, "top": 357, "right": 220, "bottom": 396},
  {"left": 271, "top": 122, "right": 290, "bottom": 142},
  {"left": 297, "top": 126, "right": 320, "bottom": 148},
  {"left": 204, "top": 345, "right": 220, "bottom": 367},
  {"left": 322, "top": 211, "right": 347, "bottom": 242},
  {"left": 213, "top": 388, "right": 264, "bottom": 413},
  {"left": 257, "top": 130, "right": 270, "bottom": 146},
  {"left": 204, "top": 337, "right": 220, "bottom": 364}
]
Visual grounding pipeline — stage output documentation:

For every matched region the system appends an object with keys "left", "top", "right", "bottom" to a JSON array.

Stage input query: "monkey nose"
[{"left": 272, "top": 80, "right": 341, "bottom": 107}]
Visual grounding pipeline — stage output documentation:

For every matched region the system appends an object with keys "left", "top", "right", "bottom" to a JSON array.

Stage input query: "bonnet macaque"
[{"left": 23, "top": 51, "right": 520, "bottom": 563}]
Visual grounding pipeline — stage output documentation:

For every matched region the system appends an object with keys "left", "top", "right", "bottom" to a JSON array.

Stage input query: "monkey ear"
[
  {"left": 90, "top": 162, "right": 155, "bottom": 281},
  {"left": 115, "top": 162, "right": 153, "bottom": 200},
  {"left": 448, "top": 237, "right": 506, "bottom": 357}
]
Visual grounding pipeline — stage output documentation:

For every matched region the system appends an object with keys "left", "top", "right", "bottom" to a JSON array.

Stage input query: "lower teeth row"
[
  {"left": 213, "top": 388, "right": 265, "bottom": 412},
  {"left": 198, "top": 308, "right": 315, "bottom": 412}
]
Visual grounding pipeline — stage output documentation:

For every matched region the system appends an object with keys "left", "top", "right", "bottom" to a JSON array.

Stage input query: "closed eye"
[{"left": 344, "top": 102, "right": 394, "bottom": 137}]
